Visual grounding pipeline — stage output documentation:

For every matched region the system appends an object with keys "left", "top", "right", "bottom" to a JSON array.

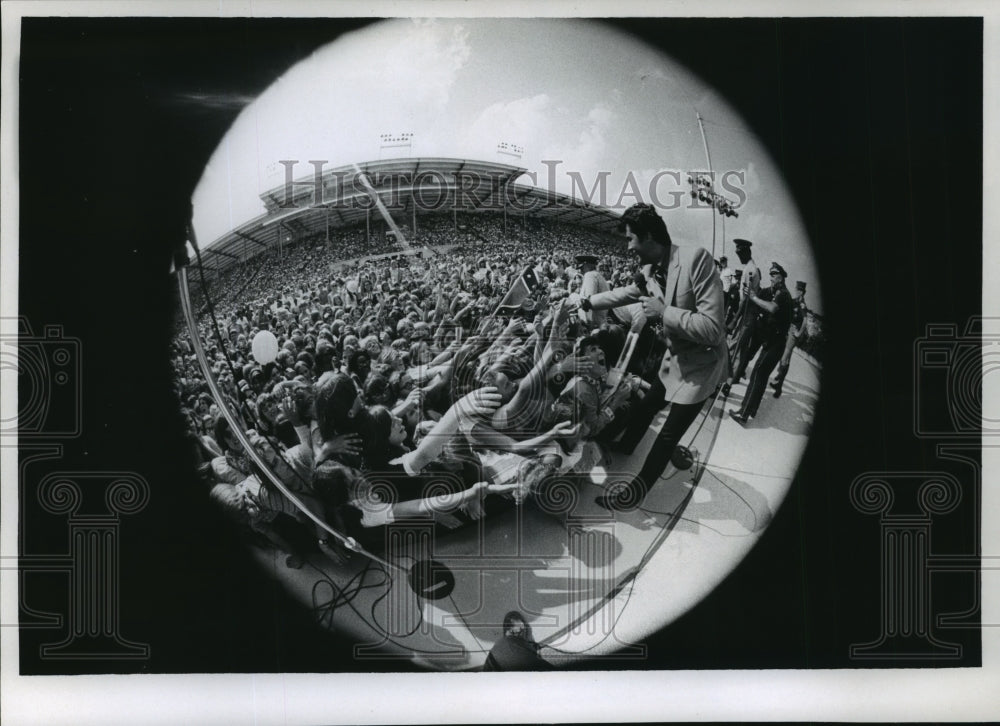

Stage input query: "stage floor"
[{"left": 253, "top": 350, "right": 821, "bottom": 670}]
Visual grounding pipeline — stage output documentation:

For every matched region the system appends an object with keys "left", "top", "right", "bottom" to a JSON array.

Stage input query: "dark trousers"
[
  {"left": 771, "top": 361, "right": 789, "bottom": 388},
  {"left": 771, "top": 332, "right": 797, "bottom": 390},
  {"left": 606, "top": 377, "right": 706, "bottom": 498},
  {"left": 730, "top": 324, "right": 762, "bottom": 383},
  {"left": 739, "top": 339, "right": 784, "bottom": 418},
  {"left": 602, "top": 377, "right": 667, "bottom": 452},
  {"left": 625, "top": 325, "right": 660, "bottom": 377}
]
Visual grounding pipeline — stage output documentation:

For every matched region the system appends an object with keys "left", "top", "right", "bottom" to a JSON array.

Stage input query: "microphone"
[{"left": 633, "top": 270, "right": 648, "bottom": 295}]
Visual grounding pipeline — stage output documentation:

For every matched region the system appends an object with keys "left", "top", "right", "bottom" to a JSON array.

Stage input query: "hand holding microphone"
[
  {"left": 633, "top": 270, "right": 649, "bottom": 295},
  {"left": 641, "top": 295, "right": 666, "bottom": 319},
  {"left": 636, "top": 270, "right": 664, "bottom": 319}
]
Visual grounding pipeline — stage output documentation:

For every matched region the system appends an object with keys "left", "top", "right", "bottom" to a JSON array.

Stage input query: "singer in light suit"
[{"left": 581, "top": 203, "right": 729, "bottom": 511}]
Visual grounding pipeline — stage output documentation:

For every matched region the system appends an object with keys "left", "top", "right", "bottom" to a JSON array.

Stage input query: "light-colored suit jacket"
[{"left": 589, "top": 244, "right": 729, "bottom": 404}]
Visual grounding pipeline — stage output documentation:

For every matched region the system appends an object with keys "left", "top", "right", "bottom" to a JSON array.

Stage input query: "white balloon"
[{"left": 251, "top": 330, "right": 279, "bottom": 365}]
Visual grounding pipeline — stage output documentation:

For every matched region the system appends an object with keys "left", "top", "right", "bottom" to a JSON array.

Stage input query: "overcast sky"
[{"left": 192, "top": 19, "right": 821, "bottom": 311}]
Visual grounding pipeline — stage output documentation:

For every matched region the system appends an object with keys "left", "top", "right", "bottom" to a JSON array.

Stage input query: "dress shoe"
[
  {"left": 595, "top": 493, "right": 640, "bottom": 512},
  {"left": 728, "top": 410, "right": 750, "bottom": 425},
  {"left": 595, "top": 481, "right": 642, "bottom": 512}
]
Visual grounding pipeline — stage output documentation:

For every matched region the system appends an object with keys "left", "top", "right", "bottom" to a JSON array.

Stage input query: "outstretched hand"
[
  {"left": 486, "top": 481, "right": 521, "bottom": 496},
  {"left": 454, "top": 386, "right": 503, "bottom": 420},
  {"left": 279, "top": 393, "right": 302, "bottom": 427},
  {"left": 402, "top": 387, "right": 424, "bottom": 411},
  {"left": 552, "top": 298, "right": 570, "bottom": 325},
  {"left": 548, "top": 421, "right": 581, "bottom": 439},
  {"left": 505, "top": 317, "right": 525, "bottom": 335},
  {"left": 321, "top": 433, "right": 362, "bottom": 459}
]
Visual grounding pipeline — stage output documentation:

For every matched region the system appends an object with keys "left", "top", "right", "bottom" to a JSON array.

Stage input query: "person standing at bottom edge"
[
  {"left": 580, "top": 203, "right": 728, "bottom": 512},
  {"left": 482, "top": 611, "right": 553, "bottom": 671},
  {"left": 729, "top": 262, "right": 793, "bottom": 425}
]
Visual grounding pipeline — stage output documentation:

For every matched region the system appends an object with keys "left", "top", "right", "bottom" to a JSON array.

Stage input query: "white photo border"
[{"left": 2, "top": 1, "right": 998, "bottom": 723}]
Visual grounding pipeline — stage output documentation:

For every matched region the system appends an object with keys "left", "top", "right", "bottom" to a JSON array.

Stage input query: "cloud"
[
  {"left": 461, "top": 93, "right": 553, "bottom": 157},
  {"left": 251, "top": 20, "right": 473, "bottom": 162},
  {"left": 173, "top": 91, "right": 256, "bottom": 110},
  {"left": 376, "top": 20, "right": 471, "bottom": 116},
  {"left": 587, "top": 105, "right": 615, "bottom": 126},
  {"left": 547, "top": 102, "right": 618, "bottom": 187}
]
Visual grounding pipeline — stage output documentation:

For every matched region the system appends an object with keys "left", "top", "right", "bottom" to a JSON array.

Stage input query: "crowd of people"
[{"left": 173, "top": 207, "right": 812, "bottom": 570}]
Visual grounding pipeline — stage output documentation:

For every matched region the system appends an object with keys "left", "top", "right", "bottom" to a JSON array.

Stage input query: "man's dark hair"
[
  {"left": 576, "top": 335, "right": 601, "bottom": 355},
  {"left": 595, "top": 324, "right": 626, "bottom": 366},
  {"left": 577, "top": 335, "right": 609, "bottom": 370},
  {"left": 617, "top": 203, "right": 671, "bottom": 246}
]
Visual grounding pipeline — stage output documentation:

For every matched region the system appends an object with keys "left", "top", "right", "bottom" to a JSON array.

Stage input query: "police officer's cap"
[
  {"left": 796, "top": 280, "right": 807, "bottom": 291},
  {"left": 575, "top": 254, "right": 599, "bottom": 266},
  {"left": 733, "top": 238, "right": 752, "bottom": 249},
  {"left": 769, "top": 262, "right": 788, "bottom": 278}
]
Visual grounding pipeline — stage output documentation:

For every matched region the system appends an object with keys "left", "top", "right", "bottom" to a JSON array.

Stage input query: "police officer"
[
  {"left": 770, "top": 280, "right": 808, "bottom": 398},
  {"left": 725, "top": 268, "right": 743, "bottom": 329},
  {"left": 729, "top": 262, "right": 793, "bottom": 424},
  {"left": 724, "top": 239, "right": 761, "bottom": 394}
]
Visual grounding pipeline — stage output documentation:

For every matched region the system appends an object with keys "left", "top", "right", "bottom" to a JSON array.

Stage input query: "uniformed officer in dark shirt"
[
  {"left": 770, "top": 280, "right": 808, "bottom": 397},
  {"left": 725, "top": 268, "right": 743, "bottom": 329},
  {"left": 729, "top": 262, "right": 793, "bottom": 424},
  {"left": 724, "top": 239, "right": 762, "bottom": 393}
]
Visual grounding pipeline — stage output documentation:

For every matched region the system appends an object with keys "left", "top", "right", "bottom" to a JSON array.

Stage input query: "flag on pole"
[{"left": 494, "top": 266, "right": 541, "bottom": 315}]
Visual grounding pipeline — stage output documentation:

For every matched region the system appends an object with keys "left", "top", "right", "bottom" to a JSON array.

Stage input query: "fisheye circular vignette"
[{"left": 173, "top": 18, "right": 822, "bottom": 670}]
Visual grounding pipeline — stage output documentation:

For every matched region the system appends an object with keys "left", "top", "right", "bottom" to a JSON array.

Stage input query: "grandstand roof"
[{"left": 196, "top": 157, "right": 622, "bottom": 273}]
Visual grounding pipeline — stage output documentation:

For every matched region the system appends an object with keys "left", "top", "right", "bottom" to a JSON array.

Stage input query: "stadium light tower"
[
  {"left": 693, "top": 111, "right": 742, "bottom": 259},
  {"left": 379, "top": 132, "right": 413, "bottom": 159},
  {"left": 496, "top": 142, "right": 524, "bottom": 238},
  {"left": 687, "top": 172, "right": 739, "bottom": 258},
  {"left": 497, "top": 141, "right": 523, "bottom": 160}
]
